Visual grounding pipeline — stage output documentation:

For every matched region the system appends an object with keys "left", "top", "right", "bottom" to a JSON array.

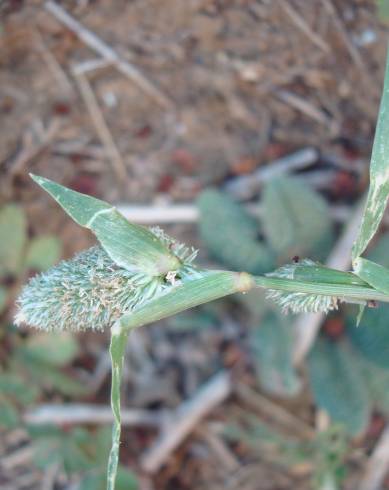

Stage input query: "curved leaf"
[
  {"left": 30, "top": 174, "right": 179, "bottom": 276},
  {"left": 352, "top": 52, "right": 389, "bottom": 260}
]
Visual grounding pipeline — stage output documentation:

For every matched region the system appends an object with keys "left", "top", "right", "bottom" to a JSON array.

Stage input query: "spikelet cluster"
[
  {"left": 15, "top": 230, "right": 199, "bottom": 332},
  {"left": 265, "top": 259, "right": 339, "bottom": 314}
]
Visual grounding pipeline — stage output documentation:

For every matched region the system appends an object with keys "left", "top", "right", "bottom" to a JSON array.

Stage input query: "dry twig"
[
  {"left": 24, "top": 403, "right": 163, "bottom": 427},
  {"left": 45, "top": 1, "right": 173, "bottom": 109},
  {"left": 72, "top": 69, "right": 128, "bottom": 185},
  {"left": 320, "top": 0, "right": 380, "bottom": 97},
  {"left": 224, "top": 147, "right": 318, "bottom": 200},
  {"left": 358, "top": 425, "right": 389, "bottom": 490},
  {"left": 281, "top": 1, "right": 330, "bottom": 54},
  {"left": 274, "top": 89, "right": 339, "bottom": 134},
  {"left": 140, "top": 371, "right": 232, "bottom": 473},
  {"left": 8, "top": 119, "right": 61, "bottom": 179},
  {"left": 235, "top": 382, "right": 314, "bottom": 439}
]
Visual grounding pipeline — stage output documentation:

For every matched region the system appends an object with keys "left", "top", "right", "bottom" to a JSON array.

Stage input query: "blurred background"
[{"left": 2, "top": 1, "right": 389, "bottom": 489}]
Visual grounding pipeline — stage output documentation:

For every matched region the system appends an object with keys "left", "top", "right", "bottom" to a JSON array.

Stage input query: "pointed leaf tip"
[{"left": 31, "top": 174, "right": 180, "bottom": 276}]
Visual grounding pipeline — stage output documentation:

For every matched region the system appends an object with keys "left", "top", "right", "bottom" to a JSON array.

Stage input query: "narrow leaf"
[
  {"left": 30, "top": 174, "right": 180, "bottom": 276},
  {"left": 354, "top": 257, "right": 389, "bottom": 294},
  {"left": 119, "top": 271, "right": 253, "bottom": 332},
  {"left": 352, "top": 51, "right": 389, "bottom": 260},
  {"left": 107, "top": 326, "right": 129, "bottom": 490}
]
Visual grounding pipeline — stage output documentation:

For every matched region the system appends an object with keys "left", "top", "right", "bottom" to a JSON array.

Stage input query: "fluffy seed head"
[
  {"left": 266, "top": 259, "right": 339, "bottom": 314},
  {"left": 15, "top": 230, "right": 199, "bottom": 332}
]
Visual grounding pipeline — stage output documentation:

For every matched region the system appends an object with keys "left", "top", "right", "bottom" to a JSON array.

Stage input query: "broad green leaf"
[
  {"left": 346, "top": 305, "right": 389, "bottom": 368},
  {"left": 30, "top": 174, "right": 180, "bottom": 276},
  {"left": 307, "top": 339, "right": 370, "bottom": 435},
  {"left": 250, "top": 311, "right": 301, "bottom": 397},
  {"left": 80, "top": 467, "right": 138, "bottom": 490},
  {"left": 198, "top": 189, "right": 274, "bottom": 274},
  {"left": 0, "top": 286, "right": 7, "bottom": 314},
  {"left": 0, "top": 398, "right": 19, "bottom": 428},
  {"left": 115, "top": 468, "right": 138, "bottom": 490},
  {"left": 0, "top": 204, "right": 26, "bottom": 276},
  {"left": 357, "top": 354, "right": 389, "bottom": 415},
  {"left": 15, "top": 357, "right": 86, "bottom": 396},
  {"left": 31, "top": 427, "right": 93, "bottom": 473},
  {"left": 25, "top": 235, "right": 61, "bottom": 271},
  {"left": 261, "top": 177, "right": 333, "bottom": 261},
  {"left": 352, "top": 52, "right": 389, "bottom": 261},
  {"left": 377, "top": 0, "right": 389, "bottom": 23},
  {"left": 19, "top": 332, "right": 79, "bottom": 366},
  {"left": 0, "top": 372, "right": 39, "bottom": 405}
]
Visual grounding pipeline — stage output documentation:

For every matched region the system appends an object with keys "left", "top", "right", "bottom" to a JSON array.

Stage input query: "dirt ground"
[{"left": 1, "top": 1, "right": 389, "bottom": 489}]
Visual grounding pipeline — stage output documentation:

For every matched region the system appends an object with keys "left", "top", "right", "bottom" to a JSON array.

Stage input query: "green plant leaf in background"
[
  {"left": 307, "top": 339, "right": 370, "bottom": 435},
  {"left": 19, "top": 332, "right": 79, "bottom": 366},
  {"left": 377, "top": 0, "right": 389, "bottom": 23},
  {"left": 0, "top": 286, "right": 7, "bottom": 314},
  {"left": 30, "top": 174, "right": 180, "bottom": 277},
  {"left": 31, "top": 426, "right": 96, "bottom": 474},
  {"left": 249, "top": 311, "right": 301, "bottom": 397},
  {"left": 12, "top": 332, "right": 84, "bottom": 397},
  {"left": 0, "top": 204, "right": 26, "bottom": 276},
  {"left": 197, "top": 189, "right": 274, "bottom": 273},
  {"left": 25, "top": 235, "right": 61, "bottom": 271},
  {"left": 352, "top": 51, "right": 389, "bottom": 261},
  {"left": 261, "top": 176, "right": 333, "bottom": 261},
  {"left": 357, "top": 354, "right": 389, "bottom": 416},
  {"left": 347, "top": 305, "right": 389, "bottom": 368}
]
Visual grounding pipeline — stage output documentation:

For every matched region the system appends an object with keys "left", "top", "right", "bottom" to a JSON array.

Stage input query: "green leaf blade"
[
  {"left": 30, "top": 174, "right": 180, "bottom": 276},
  {"left": 352, "top": 51, "right": 389, "bottom": 260},
  {"left": 354, "top": 257, "right": 389, "bottom": 295}
]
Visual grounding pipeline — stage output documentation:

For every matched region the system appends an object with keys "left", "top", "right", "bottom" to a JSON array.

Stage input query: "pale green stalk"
[{"left": 107, "top": 326, "right": 129, "bottom": 490}]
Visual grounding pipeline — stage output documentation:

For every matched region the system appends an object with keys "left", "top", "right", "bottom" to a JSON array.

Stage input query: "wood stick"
[
  {"left": 235, "top": 382, "right": 314, "bottom": 439},
  {"left": 358, "top": 425, "right": 389, "bottom": 490},
  {"left": 72, "top": 69, "right": 128, "bottom": 185},
  {"left": 274, "top": 89, "right": 339, "bottom": 134},
  {"left": 44, "top": 1, "right": 172, "bottom": 109},
  {"left": 281, "top": 1, "right": 330, "bottom": 54},
  {"left": 320, "top": 0, "right": 380, "bottom": 97},
  {"left": 116, "top": 202, "right": 366, "bottom": 226},
  {"left": 24, "top": 403, "right": 163, "bottom": 427},
  {"left": 140, "top": 371, "right": 232, "bottom": 473},
  {"left": 224, "top": 147, "right": 318, "bottom": 200}
]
